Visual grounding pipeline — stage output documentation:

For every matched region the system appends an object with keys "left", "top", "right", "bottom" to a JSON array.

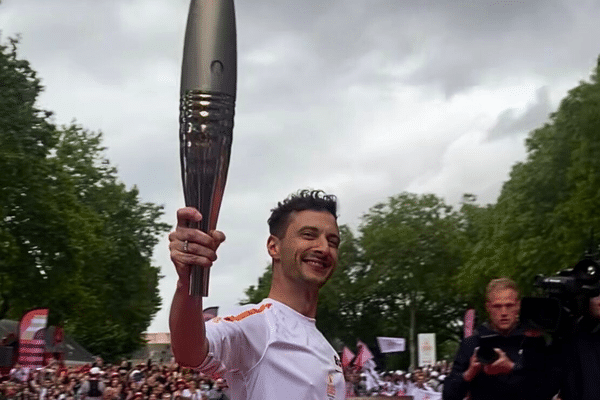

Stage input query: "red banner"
[
  {"left": 18, "top": 308, "right": 49, "bottom": 369},
  {"left": 341, "top": 346, "right": 355, "bottom": 368},
  {"left": 355, "top": 340, "right": 374, "bottom": 370}
]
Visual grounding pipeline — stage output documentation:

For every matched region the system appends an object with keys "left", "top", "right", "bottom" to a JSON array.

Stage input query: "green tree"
[
  {"left": 458, "top": 56, "right": 600, "bottom": 307},
  {"left": 0, "top": 37, "right": 169, "bottom": 360},
  {"left": 241, "top": 264, "right": 272, "bottom": 305},
  {"left": 357, "top": 193, "right": 467, "bottom": 367}
]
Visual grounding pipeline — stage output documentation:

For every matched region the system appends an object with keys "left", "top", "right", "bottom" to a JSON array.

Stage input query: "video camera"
[{"left": 520, "top": 254, "right": 600, "bottom": 337}]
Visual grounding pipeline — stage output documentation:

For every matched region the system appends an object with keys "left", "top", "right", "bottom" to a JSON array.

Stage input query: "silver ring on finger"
[{"left": 183, "top": 240, "right": 189, "bottom": 253}]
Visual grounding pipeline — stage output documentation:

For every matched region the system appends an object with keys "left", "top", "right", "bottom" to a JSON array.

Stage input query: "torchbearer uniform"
[{"left": 198, "top": 298, "right": 345, "bottom": 400}]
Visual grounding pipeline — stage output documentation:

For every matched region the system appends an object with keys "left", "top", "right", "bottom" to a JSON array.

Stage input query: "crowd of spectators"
[
  {"left": 0, "top": 357, "right": 229, "bottom": 400},
  {"left": 344, "top": 361, "right": 450, "bottom": 397},
  {"left": 1, "top": 355, "right": 454, "bottom": 400}
]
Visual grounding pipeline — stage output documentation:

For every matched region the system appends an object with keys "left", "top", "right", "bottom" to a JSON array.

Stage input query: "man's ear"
[{"left": 267, "top": 234, "right": 280, "bottom": 260}]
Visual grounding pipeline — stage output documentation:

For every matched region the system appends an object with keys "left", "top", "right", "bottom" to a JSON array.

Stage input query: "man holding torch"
[
  {"left": 172, "top": 0, "right": 344, "bottom": 397},
  {"left": 169, "top": 189, "right": 346, "bottom": 399}
]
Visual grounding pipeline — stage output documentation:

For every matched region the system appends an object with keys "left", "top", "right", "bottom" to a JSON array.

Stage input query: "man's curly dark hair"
[{"left": 268, "top": 189, "right": 338, "bottom": 238}]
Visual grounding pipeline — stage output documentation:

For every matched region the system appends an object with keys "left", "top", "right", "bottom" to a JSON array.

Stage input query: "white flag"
[
  {"left": 418, "top": 333, "right": 436, "bottom": 367},
  {"left": 376, "top": 336, "right": 405, "bottom": 353}
]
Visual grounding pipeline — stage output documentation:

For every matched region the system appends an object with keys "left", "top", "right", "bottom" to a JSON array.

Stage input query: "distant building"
[{"left": 130, "top": 333, "right": 173, "bottom": 365}]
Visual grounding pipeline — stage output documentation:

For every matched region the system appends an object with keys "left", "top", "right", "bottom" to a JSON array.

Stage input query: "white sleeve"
[{"left": 198, "top": 303, "right": 271, "bottom": 377}]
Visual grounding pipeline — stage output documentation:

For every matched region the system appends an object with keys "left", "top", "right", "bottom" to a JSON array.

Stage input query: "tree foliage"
[
  {"left": 0, "top": 37, "right": 169, "bottom": 360},
  {"left": 241, "top": 263, "right": 272, "bottom": 305},
  {"left": 351, "top": 193, "right": 467, "bottom": 366},
  {"left": 458, "top": 56, "right": 600, "bottom": 306}
]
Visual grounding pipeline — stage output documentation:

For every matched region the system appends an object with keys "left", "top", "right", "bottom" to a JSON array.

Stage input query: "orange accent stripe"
[{"left": 222, "top": 303, "right": 273, "bottom": 322}]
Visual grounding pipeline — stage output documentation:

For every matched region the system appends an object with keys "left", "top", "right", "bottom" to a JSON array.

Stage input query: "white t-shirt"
[{"left": 198, "top": 298, "right": 345, "bottom": 400}]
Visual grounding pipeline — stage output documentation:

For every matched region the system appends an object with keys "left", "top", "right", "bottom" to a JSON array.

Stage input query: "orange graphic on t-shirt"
[{"left": 221, "top": 303, "right": 273, "bottom": 322}]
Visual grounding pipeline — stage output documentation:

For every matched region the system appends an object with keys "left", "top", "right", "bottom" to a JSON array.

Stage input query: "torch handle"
[
  {"left": 190, "top": 267, "right": 211, "bottom": 297},
  {"left": 187, "top": 220, "right": 211, "bottom": 297},
  {"left": 180, "top": 90, "right": 234, "bottom": 297}
]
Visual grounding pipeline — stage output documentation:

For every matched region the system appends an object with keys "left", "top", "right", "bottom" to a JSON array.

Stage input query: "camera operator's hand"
[
  {"left": 463, "top": 350, "right": 482, "bottom": 382},
  {"left": 483, "top": 348, "right": 514, "bottom": 375}
]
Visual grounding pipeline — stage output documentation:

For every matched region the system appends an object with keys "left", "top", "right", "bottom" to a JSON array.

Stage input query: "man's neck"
[
  {"left": 486, "top": 322, "right": 517, "bottom": 336},
  {"left": 268, "top": 280, "right": 320, "bottom": 318}
]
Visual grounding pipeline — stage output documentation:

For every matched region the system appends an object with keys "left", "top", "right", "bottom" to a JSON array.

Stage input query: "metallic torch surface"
[{"left": 180, "top": 0, "right": 236, "bottom": 296}]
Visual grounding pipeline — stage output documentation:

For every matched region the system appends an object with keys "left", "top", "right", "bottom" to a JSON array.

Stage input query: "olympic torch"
[{"left": 180, "top": 0, "right": 237, "bottom": 297}]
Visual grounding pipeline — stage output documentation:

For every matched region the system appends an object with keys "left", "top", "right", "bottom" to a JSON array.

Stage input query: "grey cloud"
[
  {"left": 487, "top": 86, "right": 553, "bottom": 141},
  {"left": 370, "top": 0, "right": 592, "bottom": 96},
  {"left": 236, "top": 0, "right": 597, "bottom": 100},
  {"left": 5, "top": 0, "right": 183, "bottom": 85},
  {"left": 10, "top": 0, "right": 598, "bottom": 101}
]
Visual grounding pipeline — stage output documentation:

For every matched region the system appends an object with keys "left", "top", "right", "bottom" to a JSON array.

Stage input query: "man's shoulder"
[{"left": 208, "top": 299, "right": 275, "bottom": 325}]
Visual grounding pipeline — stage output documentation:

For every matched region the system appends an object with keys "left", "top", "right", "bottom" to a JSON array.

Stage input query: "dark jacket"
[
  {"left": 442, "top": 323, "right": 555, "bottom": 400},
  {"left": 559, "top": 319, "right": 600, "bottom": 400}
]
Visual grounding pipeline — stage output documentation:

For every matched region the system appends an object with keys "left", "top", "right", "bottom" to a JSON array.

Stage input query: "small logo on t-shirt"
[
  {"left": 334, "top": 354, "right": 341, "bottom": 368},
  {"left": 326, "top": 373, "right": 336, "bottom": 398}
]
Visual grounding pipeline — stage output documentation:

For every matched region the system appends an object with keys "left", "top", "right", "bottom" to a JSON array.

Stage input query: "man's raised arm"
[{"left": 168, "top": 207, "right": 225, "bottom": 367}]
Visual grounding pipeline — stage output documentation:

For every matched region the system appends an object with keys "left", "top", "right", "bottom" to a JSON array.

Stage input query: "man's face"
[
  {"left": 486, "top": 288, "right": 520, "bottom": 335},
  {"left": 268, "top": 210, "right": 340, "bottom": 289}
]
